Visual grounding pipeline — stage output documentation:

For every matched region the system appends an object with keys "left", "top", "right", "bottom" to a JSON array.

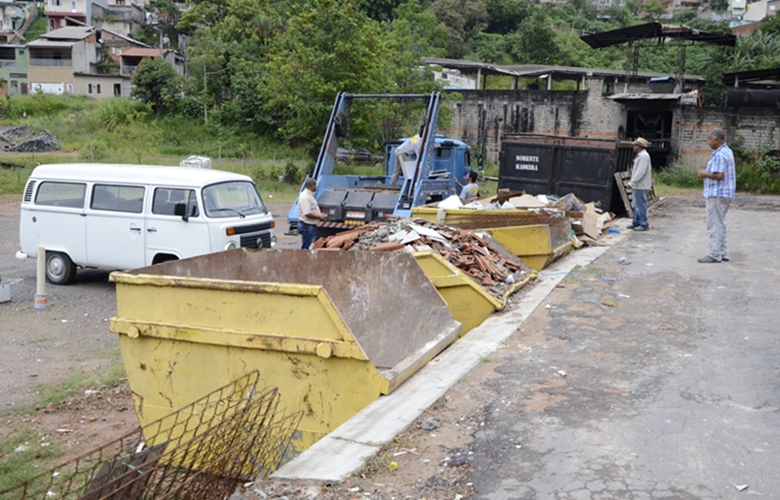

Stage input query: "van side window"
[
  {"left": 35, "top": 182, "right": 86, "bottom": 208},
  {"left": 152, "top": 188, "right": 199, "bottom": 217},
  {"left": 91, "top": 184, "right": 145, "bottom": 213}
]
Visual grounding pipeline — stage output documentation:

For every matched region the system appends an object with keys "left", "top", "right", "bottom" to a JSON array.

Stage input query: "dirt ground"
[{"left": 0, "top": 197, "right": 300, "bottom": 481}]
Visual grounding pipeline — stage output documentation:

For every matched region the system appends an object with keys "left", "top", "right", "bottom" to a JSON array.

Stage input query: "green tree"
[
  {"left": 131, "top": 57, "right": 179, "bottom": 113},
  {"left": 114, "top": 111, "right": 163, "bottom": 163},
  {"left": 567, "top": 0, "right": 591, "bottom": 15},
  {"left": 149, "top": 0, "right": 182, "bottom": 48},
  {"left": 261, "top": 0, "right": 392, "bottom": 144},
  {"left": 358, "top": 0, "right": 404, "bottom": 21},
  {"left": 642, "top": 0, "right": 666, "bottom": 19},
  {"left": 757, "top": 13, "right": 780, "bottom": 37},
  {"left": 182, "top": 0, "right": 287, "bottom": 127},
  {"left": 484, "top": 0, "right": 529, "bottom": 34},
  {"left": 709, "top": 0, "right": 729, "bottom": 11},
  {"left": 430, "top": 0, "right": 488, "bottom": 58},
  {"left": 507, "top": 10, "right": 561, "bottom": 64},
  {"left": 177, "top": 0, "right": 230, "bottom": 31},
  {"left": 473, "top": 32, "right": 511, "bottom": 63}
]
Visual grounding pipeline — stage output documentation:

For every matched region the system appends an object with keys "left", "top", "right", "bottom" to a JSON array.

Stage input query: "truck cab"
[{"left": 287, "top": 92, "right": 474, "bottom": 233}]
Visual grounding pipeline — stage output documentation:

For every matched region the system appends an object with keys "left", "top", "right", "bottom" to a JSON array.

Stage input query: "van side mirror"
[{"left": 174, "top": 203, "right": 189, "bottom": 221}]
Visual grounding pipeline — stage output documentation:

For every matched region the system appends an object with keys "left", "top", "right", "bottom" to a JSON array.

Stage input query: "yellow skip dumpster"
[
  {"left": 411, "top": 206, "right": 574, "bottom": 271},
  {"left": 110, "top": 249, "right": 461, "bottom": 456}
]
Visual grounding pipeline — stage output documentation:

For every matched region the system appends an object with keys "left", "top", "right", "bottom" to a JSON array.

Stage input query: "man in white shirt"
[
  {"left": 297, "top": 178, "right": 327, "bottom": 249},
  {"left": 628, "top": 137, "right": 652, "bottom": 232},
  {"left": 389, "top": 134, "right": 421, "bottom": 185}
]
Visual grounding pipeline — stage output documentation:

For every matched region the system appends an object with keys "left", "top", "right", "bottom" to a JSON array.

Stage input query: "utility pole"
[{"left": 203, "top": 70, "right": 208, "bottom": 126}]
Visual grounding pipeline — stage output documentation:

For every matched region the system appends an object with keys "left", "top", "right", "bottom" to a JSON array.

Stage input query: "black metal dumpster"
[{"left": 498, "top": 134, "right": 634, "bottom": 213}]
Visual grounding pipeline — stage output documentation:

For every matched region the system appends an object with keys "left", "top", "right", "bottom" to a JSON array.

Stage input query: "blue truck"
[{"left": 287, "top": 92, "right": 475, "bottom": 233}]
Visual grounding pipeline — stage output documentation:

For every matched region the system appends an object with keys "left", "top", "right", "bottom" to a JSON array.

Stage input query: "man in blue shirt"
[{"left": 696, "top": 129, "right": 736, "bottom": 263}]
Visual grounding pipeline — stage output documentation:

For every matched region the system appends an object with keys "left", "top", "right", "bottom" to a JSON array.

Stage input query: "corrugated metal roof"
[
  {"left": 608, "top": 93, "right": 682, "bottom": 100},
  {"left": 26, "top": 40, "right": 79, "bottom": 48},
  {"left": 722, "top": 67, "right": 780, "bottom": 86},
  {"left": 41, "top": 26, "right": 93, "bottom": 40},
  {"left": 120, "top": 47, "right": 166, "bottom": 57},
  {"left": 580, "top": 22, "right": 736, "bottom": 49},
  {"left": 422, "top": 58, "right": 705, "bottom": 82}
]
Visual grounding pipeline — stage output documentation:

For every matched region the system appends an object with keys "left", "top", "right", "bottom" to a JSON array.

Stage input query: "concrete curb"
[{"left": 273, "top": 246, "right": 610, "bottom": 482}]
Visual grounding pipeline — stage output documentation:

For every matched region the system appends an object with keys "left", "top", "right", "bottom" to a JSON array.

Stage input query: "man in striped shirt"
[{"left": 696, "top": 129, "right": 736, "bottom": 263}]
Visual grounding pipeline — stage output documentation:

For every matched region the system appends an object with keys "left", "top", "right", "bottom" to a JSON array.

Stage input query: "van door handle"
[
  {"left": 147, "top": 227, "right": 157, "bottom": 232},
  {"left": 129, "top": 226, "right": 141, "bottom": 232}
]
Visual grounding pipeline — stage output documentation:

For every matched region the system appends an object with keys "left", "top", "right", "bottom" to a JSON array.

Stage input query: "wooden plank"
[
  {"left": 614, "top": 171, "right": 633, "bottom": 217},
  {"left": 614, "top": 171, "right": 659, "bottom": 218}
]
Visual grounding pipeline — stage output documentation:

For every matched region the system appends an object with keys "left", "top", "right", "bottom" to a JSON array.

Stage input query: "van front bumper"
[{"left": 15, "top": 251, "right": 29, "bottom": 261}]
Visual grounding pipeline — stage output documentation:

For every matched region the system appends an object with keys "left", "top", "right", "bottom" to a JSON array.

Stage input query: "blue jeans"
[
  {"left": 632, "top": 189, "right": 648, "bottom": 228},
  {"left": 299, "top": 222, "right": 317, "bottom": 249}
]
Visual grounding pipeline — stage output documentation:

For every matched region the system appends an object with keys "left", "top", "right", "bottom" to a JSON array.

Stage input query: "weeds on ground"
[
  {"left": 0, "top": 165, "right": 33, "bottom": 195},
  {"left": 0, "top": 364, "right": 129, "bottom": 488},
  {"left": 655, "top": 163, "right": 701, "bottom": 189},
  {"left": 355, "top": 434, "right": 411, "bottom": 478},
  {"left": 30, "top": 363, "right": 127, "bottom": 412},
  {"left": 0, "top": 429, "right": 63, "bottom": 491}
]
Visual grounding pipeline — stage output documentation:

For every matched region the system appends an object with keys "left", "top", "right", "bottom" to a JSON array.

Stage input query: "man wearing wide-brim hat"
[{"left": 628, "top": 137, "right": 652, "bottom": 231}]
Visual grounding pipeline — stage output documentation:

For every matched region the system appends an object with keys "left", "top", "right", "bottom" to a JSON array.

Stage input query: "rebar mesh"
[{"left": 1, "top": 371, "right": 302, "bottom": 500}]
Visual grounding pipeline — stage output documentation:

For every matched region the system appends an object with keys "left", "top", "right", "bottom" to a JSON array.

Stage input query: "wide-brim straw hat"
[{"left": 633, "top": 137, "right": 651, "bottom": 148}]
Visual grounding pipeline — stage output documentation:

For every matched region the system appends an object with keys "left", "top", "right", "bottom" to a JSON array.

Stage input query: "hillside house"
[
  {"left": 25, "top": 25, "right": 184, "bottom": 98},
  {"left": 0, "top": 44, "right": 28, "bottom": 95},
  {"left": 44, "top": 0, "right": 107, "bottom": 31},
  {"left": 0, "top": 0, "right": 37, "bottom": 43}
]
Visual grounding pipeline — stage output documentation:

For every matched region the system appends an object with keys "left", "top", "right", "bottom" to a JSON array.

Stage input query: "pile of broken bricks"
[{"left": 312, "top": 219, "right": 530, "bottom": 299}]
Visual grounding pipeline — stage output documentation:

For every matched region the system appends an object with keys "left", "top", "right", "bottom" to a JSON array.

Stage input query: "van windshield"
[{"left": 202, "top": 181, "right": 267, "bottom": 218}]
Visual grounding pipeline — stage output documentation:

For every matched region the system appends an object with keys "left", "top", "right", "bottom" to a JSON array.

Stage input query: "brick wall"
[
  {"left": 677, "top": 107, "right": 780, "bottom": 167},
  {"left": 440, "top": 87, "right": 780, "bottom": 169},
  {"left": 441, "top": 82, "right": 625, "bottom": 164}
]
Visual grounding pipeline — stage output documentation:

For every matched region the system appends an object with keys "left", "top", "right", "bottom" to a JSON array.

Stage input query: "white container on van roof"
[{"left": 179, "top": 155, "right": 213, "bottom": 169}]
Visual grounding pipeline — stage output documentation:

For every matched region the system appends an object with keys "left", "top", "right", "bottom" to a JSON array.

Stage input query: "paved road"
[{"left": 459, "top": 197, "right": 780, "bottom": 499}]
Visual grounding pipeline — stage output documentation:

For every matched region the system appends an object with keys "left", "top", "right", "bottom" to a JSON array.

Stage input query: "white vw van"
[{"left": 16, "top": 164, "right": 277, "bottom": 284}]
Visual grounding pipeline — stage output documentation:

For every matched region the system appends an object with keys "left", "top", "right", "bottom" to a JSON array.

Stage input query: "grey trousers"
[{"left": 706, "top": 197, "right": 731, "bottom": 261}]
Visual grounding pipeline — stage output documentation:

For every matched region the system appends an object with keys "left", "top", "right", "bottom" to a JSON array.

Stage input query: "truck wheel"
[{"left": 45, "top": 251, "right": 77, "bottom": 285}]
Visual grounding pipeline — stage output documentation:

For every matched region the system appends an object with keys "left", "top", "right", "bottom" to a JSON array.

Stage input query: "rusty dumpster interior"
[{"left": 123, "top": 249, "right": 460, "bottom": 372}]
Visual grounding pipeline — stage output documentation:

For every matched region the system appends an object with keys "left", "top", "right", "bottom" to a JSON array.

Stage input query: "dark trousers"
[{"left": 299, "top": 222, "right": 317, "bottom": 249}]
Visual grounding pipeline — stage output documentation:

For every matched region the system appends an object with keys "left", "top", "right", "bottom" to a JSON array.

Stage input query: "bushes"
[
  {"left": 736, "top": 161, "right": 780, "bottom": 193},
  {"left": 657, "top": 136, "right": 780, "bottom": 194},
  {"left": 1, "top": 93, "right": 90, "bottom": 119},
  {"left": 87, "top": 98, "right": 152, "bottom": 132},
  {"left": 655, "top": 163, "right": 700, "bottom": 189}
]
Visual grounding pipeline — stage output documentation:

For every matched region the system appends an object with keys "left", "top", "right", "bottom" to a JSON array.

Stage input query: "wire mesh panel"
[{"left": 1, "top": 371, "right": 302, "bottom": 500}]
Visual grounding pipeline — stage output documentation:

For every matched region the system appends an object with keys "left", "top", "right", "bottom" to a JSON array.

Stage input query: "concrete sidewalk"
[{"left": 274, "top": 245, "right": 610, "bottom": 481}]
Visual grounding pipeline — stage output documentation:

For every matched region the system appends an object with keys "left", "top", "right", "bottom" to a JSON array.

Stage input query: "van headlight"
[
  {"left": 225, "top": 241, "right": 238, "bottom": 251},
  {"left": 271, "top": 235, "right": 278, "bottom": 248}
]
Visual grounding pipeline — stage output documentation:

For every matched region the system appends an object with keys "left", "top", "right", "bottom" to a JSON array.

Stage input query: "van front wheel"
[{"left": 45, "top": 251, "right": 77, "bottom": 285}]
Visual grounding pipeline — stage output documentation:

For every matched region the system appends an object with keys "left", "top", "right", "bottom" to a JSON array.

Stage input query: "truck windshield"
[{"left": 202, "top": 181, "right": 267, "bottom": 218}]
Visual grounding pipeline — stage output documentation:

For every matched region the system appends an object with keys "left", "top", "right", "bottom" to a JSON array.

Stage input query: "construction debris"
[
  {"left": 0, "top": 125, "right": 61, "bottom": 153},
  {"left": 313, "top": 219, "right": 532, "bottom": 299},
  {"left": 425, "top": 191, "right": 614, "bottom": 244}
]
